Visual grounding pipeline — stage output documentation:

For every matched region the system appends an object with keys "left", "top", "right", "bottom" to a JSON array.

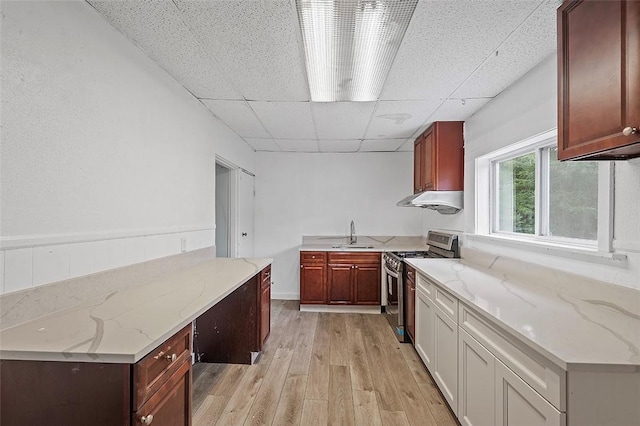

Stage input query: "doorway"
[
  {"left": 215, "top": 158, "right": 255, "bottom": 258},
  {"left": 215, "top": 162, "right": 232, "bottom": 257}
]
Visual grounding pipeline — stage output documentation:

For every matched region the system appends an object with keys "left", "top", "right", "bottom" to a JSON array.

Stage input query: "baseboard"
[
  {"left": 299, "top": 304, "right": 382, "bottom": 314},
  {"left": 271, "top": 292, "right": 299, "bottom": 300}
]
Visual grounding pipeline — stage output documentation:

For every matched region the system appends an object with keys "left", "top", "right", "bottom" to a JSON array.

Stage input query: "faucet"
[{"left": 350, "top": 220, "right": 357, "bottom": 244}]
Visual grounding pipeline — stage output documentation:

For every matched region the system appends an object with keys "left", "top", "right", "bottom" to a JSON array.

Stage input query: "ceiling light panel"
[{"left": 296, "top": 0, "right": 418, "bottom": 102}]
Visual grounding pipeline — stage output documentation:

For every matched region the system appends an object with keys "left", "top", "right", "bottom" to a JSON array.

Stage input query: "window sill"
[{"left": 465, "top": 233, "right": 627, "bottom": 264}]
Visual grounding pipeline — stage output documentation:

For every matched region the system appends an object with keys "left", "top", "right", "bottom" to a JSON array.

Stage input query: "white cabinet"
[
  {"left": 458, "top": 329, "right": 495, "bottom": 426},
  {"left": 433, "top": 304, "right": 458, "bottom": 414},
  {"left": 415, "top": 284, "right": 435, "bottom": 372},
  {"left": 495, "top": 361, "right": 565, "bottom": 426}
]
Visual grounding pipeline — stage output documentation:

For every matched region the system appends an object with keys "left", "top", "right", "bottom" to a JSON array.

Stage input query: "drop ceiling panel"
[
  {"left": 397, "top": 139, "right": 414, "bottom": 152},
  {"left": 244, "top": 138, "right": 281, "bottom": 152},
  {"left": 318, "top": 140, "right": 361, "bottom": 152},
  {"left": 87, "top": 0, "right": 241, "bottom": 100},
  {"left": 173, "top": 0, "right": 309, "bottom": 102},
  {"left": 276, "top": 139, "right": 319, "bottom": 152},
  {"left": 312, "top": 102, "right": 376, "bottom": 139},
  {"left": 381, "top": 0, "right": 543, "bottom": 101},
  {"left": 360, "top": 139, "right": 407, "bottom": 152},
  {"left": 453, "top": 0, "right": 560, "bottom": 99},
  {"left": 365, "top": 100, "right": 441, "bottom": 139},
  {"left": 249, "top": 102, "right": 316, "bottom": 139},
  {"left": 201, "top": 100, "right": 269, "bottom": 138},
  {"left": 429, "top": 98, "right": 492, "bottom": 122}
]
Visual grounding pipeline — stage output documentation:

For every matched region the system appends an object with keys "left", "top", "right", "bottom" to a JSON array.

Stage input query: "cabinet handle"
[
  {"left": 300, "top": 265, "right": 304, "bottom": 269},
  {"left": 166, "top": 353, "right": 177, "bottom": 362},
  {"left": 355, "top": 265, "right": 359, "bottom": 269},
  {"left": 623, "top": 127, "right": 638, "bottom": 136},
  {"left": 140, "top": 414, "right": 154, "bottom": 425}
]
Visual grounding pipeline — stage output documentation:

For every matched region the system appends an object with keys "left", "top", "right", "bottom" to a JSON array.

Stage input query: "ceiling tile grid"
[
  {"left": 243, "top": 138, "right": 281, "bottom": 152},
  {"left": 452, "top": 0, "right": 561, "bottom": 99},
  {"left": 249, "top": 101, "right": 316, "bottom": 139},
  {"left": 359, "top": 139, "right": 407, "bottom": 152},
  {"left": 201, "top": 100, "right": 270, "bottom": 138},
  {"left": 428, "top": 97, "right": 493, "bottom": 123},
  {"left": 365, "top": 100, "right": 442, "bottom": 140},
  {"left": 276, "top": 139, "right": 319, "bottom": 152},
  {"left": 318, "top": 139, "right": 361, "bottom": 152},
  {"left": 87, "top": 0, "right": 241, "bottom": 100},
  {"left": 380, "top": 0, "right": 544, "bottom": 101},
  {"left": 311, "top": 102, "right": 376, "bottom": 139},
  {"left": 173, "top": 0, "right": 309, "bottom": 102}
]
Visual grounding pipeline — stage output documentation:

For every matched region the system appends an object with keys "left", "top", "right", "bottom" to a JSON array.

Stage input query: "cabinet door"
[
  {"left": 558, "top": 0, "right": 640, "bottom": 160},
  {"left": 495, "top": 361, "right": 565, "bottom": 426},
  {"left": 415, "top": 287, "right": 435, "bottom": 373},
  {"left": 327, "top": 264, "right": 353, "bottom": 304},
  {"left": 414, "top": 137, "right": 424, "bottom": 193},
  {"left": 300, "top": 264, "right": 326, "bottom": 304},
  {"left": 458, "top": 329, "right": 495, "bottom": 426},
  {"left": 353, "top": 263, "right": 381, "bottom": 305},
  {"left": 433, "top": 305, "right": 458, "bottom": 414},
  {"left": 133, "top": 359, "right": 191, "bottom": 426},
  {"left": 405, "top": 282, "right": 415, "bottom": 342},
  {"left": 260, "top": 283, "right": 270, "bottom": 347},
  {"left": 422, "top": 131, "right": 434, "bottom": 190}
]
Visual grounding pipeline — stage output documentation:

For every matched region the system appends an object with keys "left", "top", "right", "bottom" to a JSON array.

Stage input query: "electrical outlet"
[{"left": 180, "top": 237, "right": 187, "bottom": 252}]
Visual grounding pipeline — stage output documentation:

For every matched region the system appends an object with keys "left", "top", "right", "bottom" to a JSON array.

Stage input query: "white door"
[
  {"left": 415, "top": 286, "right": 435, "bottom": 373},
  {"left": 433, "top": 304, "right": 458, "bottom": 414},
  {"left": 459, "top": 328, "right": 496, "bottom": 426},
  {"left": 236, "top": 170, "right": 254, "bottom": 258},
  {"left": 495, "top": 361, "right": 565, "bottom": 426}
]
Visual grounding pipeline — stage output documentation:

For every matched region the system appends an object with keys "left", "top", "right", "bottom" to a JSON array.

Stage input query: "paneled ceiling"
[{"left": 87, "top": 0, "right": 560, "bottom": 153}]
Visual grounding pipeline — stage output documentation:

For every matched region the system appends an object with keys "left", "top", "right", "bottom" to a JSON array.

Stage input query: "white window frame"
[{"left": 475, "top": 129, "right": 614, "bottom": 253}]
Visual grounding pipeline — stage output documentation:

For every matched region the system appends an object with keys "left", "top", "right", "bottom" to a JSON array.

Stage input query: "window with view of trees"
[{"left": 493, "top": 144, "right": 598, "bottom": 242}]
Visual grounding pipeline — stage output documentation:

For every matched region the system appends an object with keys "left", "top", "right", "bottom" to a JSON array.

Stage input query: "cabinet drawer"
[
  {"left": 260, "top": 265, "right": 271, "bottom": 289},
  {"left": 416, "top": 274, "right": 433, "bottom": 300},
  {"left": 134, "top": 358, "right": 191, "bottom": 426},
  {"left": 300, "top": 251, "right": 326, "bottom": 263},
  {"left": 327, "top": 252, "right": 381, "bottom": 264},
  {"left": 405, "top": 264, "right": 416, "bottom": 284},
  {"left": 459, "top": 304, "right": 565, "bottom": 411},
  {"left": 134, "top": 324, "right": 192, "bottom": 410},
  {"left": 434, "top": 285, "right": 458, "bottom": 321}
]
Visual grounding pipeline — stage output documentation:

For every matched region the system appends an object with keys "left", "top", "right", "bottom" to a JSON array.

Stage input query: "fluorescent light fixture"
[{"left": 296, "top": 0, "right": 418, "bottom": 102}]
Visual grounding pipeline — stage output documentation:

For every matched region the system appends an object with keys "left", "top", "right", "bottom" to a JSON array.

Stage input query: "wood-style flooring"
[{"left": 192, "top": 300, "right": 457, "bottom": 426}]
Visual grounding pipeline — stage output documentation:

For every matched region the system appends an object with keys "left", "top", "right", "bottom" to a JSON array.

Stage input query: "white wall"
[
  {"left": 0, "top": 1, "right": 255, "bottom": 293},
  {"left": 423, "top": 53, "right": 640, "bottom": 291},
  {"left": 254, "top": 152, "right": 423, "bottom": 299}
]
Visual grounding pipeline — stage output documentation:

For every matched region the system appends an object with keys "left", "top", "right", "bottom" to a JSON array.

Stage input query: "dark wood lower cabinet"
[
  {"left": 133, "top": 357, "right": 191, "bottom": 426},
  {"left": 327, "top": 263, "right": 354, "bottom": 304},
  {"left": 405, "top": 265, "right": 416, "bottom": 343},
  {"left": 300, "top": 252, "right": 327, "bottom": 304},
  {"left": 327, "top": 252, "right": 381, "bottom": 305},
  {"left": 0, "top": 264, "right": 272, "bottom": 426}
]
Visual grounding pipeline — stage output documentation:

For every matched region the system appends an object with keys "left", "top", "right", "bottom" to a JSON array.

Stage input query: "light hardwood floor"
[{"left": 192, "top": 300, "right": 458, "bottom": 426}]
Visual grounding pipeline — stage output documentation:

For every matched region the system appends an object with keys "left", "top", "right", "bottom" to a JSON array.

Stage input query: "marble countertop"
[
  {"left": 406, "top": 255, "right": 640, "bottom": 370},
  {"left": 300, "top": 235, "right": 428, "bottom": 252},
  {"left": 0, "top": 257, "right": 272, "bottom": 364}
]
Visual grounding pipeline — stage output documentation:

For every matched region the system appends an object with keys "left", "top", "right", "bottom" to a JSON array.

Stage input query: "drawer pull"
[
  {"left": 623, "top": 126, "right": 638, "bottom": 136},
  {"left": 166, "top": 353, "right": 177, "bottom": 362},
  {"left": 140, "top": 414, "right": 154, "bottom": 425}
]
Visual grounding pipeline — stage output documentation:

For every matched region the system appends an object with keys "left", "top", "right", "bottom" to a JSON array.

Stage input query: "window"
[{"left": 476, "top": 129, "right": 612, "bottom": 251}]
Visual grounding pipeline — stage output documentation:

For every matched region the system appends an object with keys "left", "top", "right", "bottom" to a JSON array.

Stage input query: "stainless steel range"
[{"left": 383, "top": 231, "right": 460, "bottom": 342}]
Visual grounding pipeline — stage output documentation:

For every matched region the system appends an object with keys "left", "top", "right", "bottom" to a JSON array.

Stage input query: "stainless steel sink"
[{"left": 331, "top": 244, "right": 375, "bottom": 249}]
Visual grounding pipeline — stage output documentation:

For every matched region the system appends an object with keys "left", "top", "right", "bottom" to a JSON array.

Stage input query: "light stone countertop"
[
  {"left": 300, "top": 235, "right": 428, "bottom": 252},
  {"left": 0, "top": 257, "right": 272, "bottom": 364},
  {"left": 406, "top": 253, "right": 640, "bottom": 370}
]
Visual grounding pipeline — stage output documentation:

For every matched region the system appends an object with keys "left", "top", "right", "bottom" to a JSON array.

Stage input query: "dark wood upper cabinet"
[
  {"left": 557, "top": 0, "right": 640, "bottom": 160},
  {"left": 413, "top": 121, "right": 464, "bottom": 193}
]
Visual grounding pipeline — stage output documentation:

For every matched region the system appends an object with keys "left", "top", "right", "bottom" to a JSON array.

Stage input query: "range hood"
[{"left": 396, "top": 191, "right": 463, "bottom": 214}]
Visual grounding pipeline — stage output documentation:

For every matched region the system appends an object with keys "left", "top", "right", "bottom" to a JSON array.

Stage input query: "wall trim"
[
  {"left": 0, "top": 225, "right": 216, "bottom": 250},
  {"left": 271, "top": 292, "right": 299, "bottom": 300}
]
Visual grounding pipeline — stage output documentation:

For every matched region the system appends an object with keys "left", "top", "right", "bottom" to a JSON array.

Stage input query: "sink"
[{"left": 331, "top": 244, "right": 375, "bottom": 249}]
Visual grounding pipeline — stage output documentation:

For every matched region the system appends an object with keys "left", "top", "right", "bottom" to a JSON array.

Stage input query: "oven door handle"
[{"left": 384, "top": 265, "right": 400, "bottom": 279}]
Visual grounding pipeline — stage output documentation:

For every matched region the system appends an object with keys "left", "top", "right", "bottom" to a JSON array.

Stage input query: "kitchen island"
[
  {"left": 406, "top": 249, "right": 640, "bottom": 426},
  {"left": 0, "top": 256, "right": 272, "bottom": 425}
]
